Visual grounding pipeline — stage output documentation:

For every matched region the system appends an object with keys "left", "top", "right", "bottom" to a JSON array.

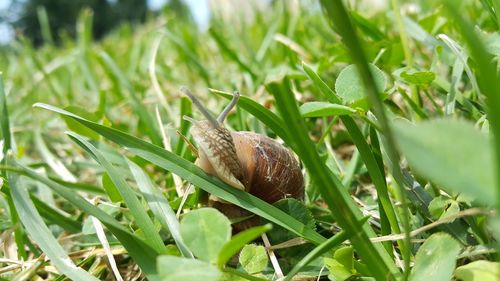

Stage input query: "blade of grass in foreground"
[
  {"left": 0, "top": 164, "right": 161, "bottom": 281},
  {"left": 267, "top": 78, "right": 399, "bottom": 280},
  {"left": 302, "top": 63, "right": 401, "bottom": 254},
  {"left": 320, "top": 0, "right": 411, "bottom": 275},
  {"left": 0, "top": 74, "right": 11, "bottom": 161},
  {"left": 34, "top": 103, "right": 326, "bottom": 245},
  {"left": 7, "top": 168, "right": 100, "bottom": 281},
  {"left": 68, "top": 133, "right": 166, "bottom": 253},
  {"left": 127, "top": 159, "right": 193, "bottom": 258},
  {"left": 0, "top": 74, "right": 28, "bottom": 259}
]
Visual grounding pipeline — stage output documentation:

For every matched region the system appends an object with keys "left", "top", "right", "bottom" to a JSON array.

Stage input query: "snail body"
[{"left": 182, "top": 87, "right": 304, "bottom": 230}]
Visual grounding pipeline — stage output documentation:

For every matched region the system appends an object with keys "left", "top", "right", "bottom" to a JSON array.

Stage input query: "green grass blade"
[
  {"left": 285, "top": 231, "right": 348, "bottom": 281},
  {"left": 49, "top": 177, "right": 105, "bottom": 195},
  {"left": 36, "top": 6, "right": 54, "bottom": 45},
  {"left": 30, "top": 194, "right": 82, "bottom": 233},
  {"left": 0, "top": 73, "right": 11, "bottom": 161},
  {"left": 175, "top": 96, "right": 193, "bottom": 156},
  {"left": 0, "top": 164, "right": 161, "bottom": 280},
  {"left": 34, "top": 103, "right": 326, "bottom": 245},
  {"left": 301, "top": 63, "right": 342, "bottom": 103},
  {"left": 0, "top": 73, "right": 27, "bottom": 259},
  {"left": 67, "top": 132, "right": 166, "bottom": 252},
  {"left": 266, "top": 78, "right": 399, "bottom": 280},
  {"left": 34, "top": 130, "right": 77, "bottom": 182},
  {"left": 302, "top": 62, "right": 401, "bottom": 254},
  {"left": 320, "top": 1, "right": 411, "bottom": 274},
  {"left": 127, "top": 159, "right": 193, "bottom": 258},
  {"left": 7, "top": 169, "right": 100, "bottom": 281}
]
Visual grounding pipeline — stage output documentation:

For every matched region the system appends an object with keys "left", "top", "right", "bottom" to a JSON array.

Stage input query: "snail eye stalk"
[
  {"left": 217, "top": 91, "right": 240, "bottom": 123},
  {"left": 180, "top": 86, "right": 219, "bottom": 128}
]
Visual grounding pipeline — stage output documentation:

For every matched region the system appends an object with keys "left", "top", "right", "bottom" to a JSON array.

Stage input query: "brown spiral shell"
[{"left": 210, "top": 132, "right": 304, "bottom": 232}]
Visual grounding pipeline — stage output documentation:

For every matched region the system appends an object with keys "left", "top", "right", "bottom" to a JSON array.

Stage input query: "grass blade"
[
  {"left": 0, "top": 73, "right": 28, "bottom": 259},
  {"left": 266, "top": 78, "right": 399, "bottom": 279},
  {"left": 302, "top": 62, "right": 402, "bottom": 255},
  {"left": 7, "top": 169, "right": 100, "bottom": 281},
  {"left": 127, "top": 159, "right": 193, "bottom": 258},
  {"left": 320, "top": 1, "right": 411, "bottom": 274},
  {"left": 1, "top": 163, "right": 161, "bottom": 280},
  {"left": 67, "top": 132, "right": 166, "bottom": 252},
  {"left": 30, "top": 194, "right": 82, "bottom": 233},
  {"left": 0, "top": 74, "right": 11, "bottom": 161}
]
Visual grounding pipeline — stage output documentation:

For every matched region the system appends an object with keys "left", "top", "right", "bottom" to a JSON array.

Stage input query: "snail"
[{"left": 181, "top": 87, "right": 304, "bottom": 231}]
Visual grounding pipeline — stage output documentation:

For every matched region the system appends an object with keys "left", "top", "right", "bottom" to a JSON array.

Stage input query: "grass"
[{"left": 1, "top": 0, "right": 499, "bottom": 280}]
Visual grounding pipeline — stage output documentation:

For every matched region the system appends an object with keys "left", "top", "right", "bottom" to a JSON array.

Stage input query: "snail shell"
[
  {"left": 191, "top": 121, "right": 304, "bottom": 231},
  {"left": 232, "top": 132, "right": 304, "bottom": 203},
  {"left": 182, "top": 87, "right": 304, "bottom": 231}
]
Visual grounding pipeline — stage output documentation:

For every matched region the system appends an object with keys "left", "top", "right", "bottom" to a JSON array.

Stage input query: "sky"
[{"left": 0, "top": 0, "right": 210, "bottom": 44}]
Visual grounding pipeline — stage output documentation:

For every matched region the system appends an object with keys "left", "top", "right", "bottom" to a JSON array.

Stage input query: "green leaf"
[
  {"left": 454, "top": 260, "right": 500, "bottom": 281},
  {"left": 267, "top": 198, "right": 316, "bottom": 244},
  {"left": 324, "top": 257, "right": 352, "bottom": 281},
  {"left": 335, "top": 64, "right": 386, "bottom": 103},
  {"left": 299, "top": 102, "right": 356, "bottom": 117},
  {"left": 302, "top": 62, "right": 403, "bottom": 254},
  {"left": 334, "top": 246, "right": 354, "bottom": 272},
  {"left": 157, "top": 255, "right": 221, "bottom": 281},
  {"left": 30, "top": 194, "right": 82, "bottom": 233},
  {"left": 324, "top": 246, "right": 358, "bottom": 281},
  {"left": 428, "top": 196, "right": 452, "bottom": 219},
  {"left": 239, "top": 244, "right": 268, "bottom": 274},
  {"left": 410, "top": 233, "right": 461, "bottom": 281},
  {"left": 180, "top": 208, "right": 231, "bottom": 262},
  {"left": 393, "top": 118, "right": 495, "bottom": 206},
  {"left": 218, "top": 224, "right": 272, "bottom": 268},
  {"left": 400, "top": 71, "right": 436, "bottom": 86}
]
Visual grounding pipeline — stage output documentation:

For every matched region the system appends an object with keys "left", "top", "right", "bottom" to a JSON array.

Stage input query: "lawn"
[{"left": 0, "top": 0, "right": 499, "bottom": 280}]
